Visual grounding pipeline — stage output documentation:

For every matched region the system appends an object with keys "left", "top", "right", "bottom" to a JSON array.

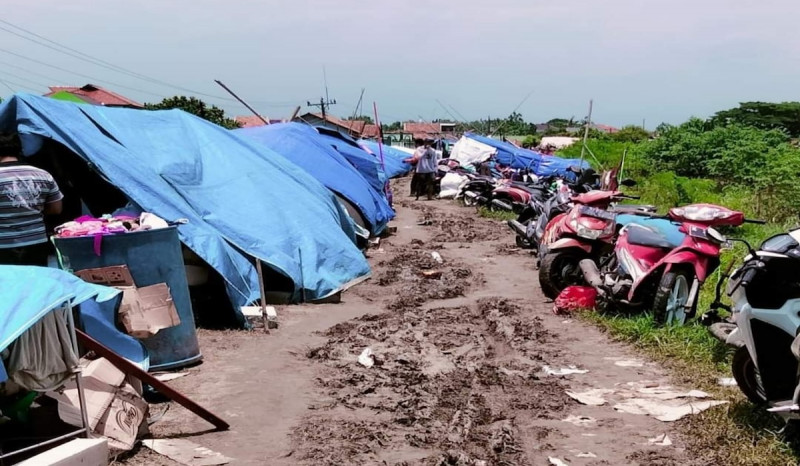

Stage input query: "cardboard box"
[
  {"left": 74, "top": 265, "right": 180, "bottom": 339},
  {"left": 48, "top": 358, "right": 148, "bottom": 452},
  {"left": 118, "top": 283, "right": 180, "bottom": 338}
]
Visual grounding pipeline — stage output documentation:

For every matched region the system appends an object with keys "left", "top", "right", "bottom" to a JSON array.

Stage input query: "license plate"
[
  {"left": 688, "top": 225, "right": 708, "bottom": 239},
  {"left": 579, "top": 206, "right": 615, "bottom": 221}
]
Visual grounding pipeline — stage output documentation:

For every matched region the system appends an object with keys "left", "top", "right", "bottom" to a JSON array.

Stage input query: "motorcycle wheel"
[
  {"left": 538, "top": 249, "right": 587, "bottom": 299},
  {"left": 731, "top": 346, "right": 768, "bottom": 405},
  {"left": 462, "top": 193, "right": 476, "bottom": 207},
  {"left": 652, "top": 269, "right": 694, "bottom": 326}
]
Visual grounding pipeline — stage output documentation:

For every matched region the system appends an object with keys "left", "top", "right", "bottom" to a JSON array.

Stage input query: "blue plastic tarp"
[
  {"left": 358, "top": 141, "right": 413, "bottom": 179},
  {"left": 0, "top": 94, "right": 371, "bottom": 310},
  {"left": 0, "top": 265, "right": 148, "bottom": 382},
  {"left": 465, "top": 133, "right": 589, "bottom": 177},
  {"left": 315, "top": 130, "right": 388, "bottom": 195},
  {"left": 236, "top": 123, "right": 394, "bottom": 235}
]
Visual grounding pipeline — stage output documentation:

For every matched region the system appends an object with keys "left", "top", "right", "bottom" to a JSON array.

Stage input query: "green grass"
[
  {"left": 476, "top": 206, "right": 517, "bottom": 221},
  {"left": 585, "top": 311, "right": 800, "bottom": 465}
]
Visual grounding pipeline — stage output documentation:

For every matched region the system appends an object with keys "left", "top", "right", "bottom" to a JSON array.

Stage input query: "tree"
[
  {"left": 346, "top": 115, "right": 374, "bottom": 124},
  {"left": 382, "top": 121, "right": 402, "bottom": 132},
  {"left": 609, "top": 125, "right": 651, "bottom": 143},
  {"left": 144, "top": 96, "right": 240, "bottom": 129},
  {"left": 521, "top": 134, "right": 541, "bottom": 148},
  {"left": 709, "top": 102, "right": 800, "bottom": 137}
]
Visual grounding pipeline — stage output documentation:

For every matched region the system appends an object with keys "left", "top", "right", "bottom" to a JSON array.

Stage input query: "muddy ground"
[{"left": 123, "top": 179, "right": 709, "bottom": 465}]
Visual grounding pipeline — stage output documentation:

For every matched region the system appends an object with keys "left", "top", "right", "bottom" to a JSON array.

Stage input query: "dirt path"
[{"left": 127, "top": 180, "right": 704, "bottom": 466}]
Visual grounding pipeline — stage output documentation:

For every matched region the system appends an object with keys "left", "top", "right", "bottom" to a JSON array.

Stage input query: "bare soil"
[{"left": 122, "top": 179, "right": 705, "bottom": 466}]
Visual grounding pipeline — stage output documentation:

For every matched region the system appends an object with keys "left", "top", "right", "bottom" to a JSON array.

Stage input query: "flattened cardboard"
[
  {"left": 49, "top": 357, "right": 125, "bottom": 430},
  {"left": 48, "top": 358, "right": 148, "bottom": 452},
  {"left": 118, "top": 283, "right": 180, "bottom": 338},
  {"left": 74, "top": 265, "right": 134, "bottom": 287}
]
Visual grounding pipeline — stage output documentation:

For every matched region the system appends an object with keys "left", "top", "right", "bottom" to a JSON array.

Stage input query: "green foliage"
[
  {"left": 710, "top": 101, "right": 800, "bottom": 137},
  {"left": 520, "top": 134, "right": 540, "bottom": 148},
  {"left": 145, "top": 96, "right": 241, "bottom": 129},
  {"left": 382, "top": 121, "right": 402, "bottom": 132},
  {"left": 476, "top": 206, "right": 517, "bottom": 221},
  {"left": 608, "top": 125, "right": 650, "bottom": 143},
  {"left": 346, "top": 115, "right": 374, "bottom": 124}
]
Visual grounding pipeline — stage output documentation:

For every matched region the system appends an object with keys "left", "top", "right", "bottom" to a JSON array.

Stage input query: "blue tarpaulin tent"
[
  {"left": 0, "top": 94, "right": 371, "bottom": 314},
  {"left": 0, "top": 266, "right": 148, "bottom": 382},
  {"left": 236, "top": 123, "right": 394, "bottom": 235},
  {"left": 465, "top": 133, "right": 589, "bottom": 177},
  {"left": 314, "top": 129, "right": 388, "bottom": 195},
  {"left": 357, "top": 140, "right": 412, "bottom": 179}
]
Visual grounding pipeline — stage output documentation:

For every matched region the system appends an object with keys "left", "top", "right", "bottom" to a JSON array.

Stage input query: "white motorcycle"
[{"left": 705, "top": 228, "right": 800, "bottom": 418}]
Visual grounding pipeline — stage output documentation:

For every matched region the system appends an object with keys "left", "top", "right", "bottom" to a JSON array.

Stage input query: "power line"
[
  {"left": 0, "top": 47, "right": 166, "bottom": 97},
  {"left": 0, "top": 68, "right": 52, "bottom": 88},
  {"left": 0, "top": 78, "right": 15, "bottom": 94},
  {"left": 0, "top": 19, "right": 293, "bottom": 106}
]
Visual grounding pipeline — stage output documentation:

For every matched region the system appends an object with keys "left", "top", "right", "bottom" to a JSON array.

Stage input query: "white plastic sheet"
[{"left": 450, "top": 136, "right": 496, "bottom": 166}]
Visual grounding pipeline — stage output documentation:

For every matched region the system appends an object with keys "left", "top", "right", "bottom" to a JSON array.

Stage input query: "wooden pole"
[
  {"left": 76, "top": 330, "right": 230, "bottom": 431},
  {"left": 214, "top": 79, "right": 269, "bottom": 125},
  {"left": 579, "top": 99, "right": 593, "bottom": 166},
  {"left": 289, "top": 106, "right": 301, "bottom": 121}
]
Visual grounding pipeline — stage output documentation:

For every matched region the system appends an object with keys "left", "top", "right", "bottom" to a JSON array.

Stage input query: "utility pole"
[
  {"left": 579, "top": 99, "right": 594, "bottom": 165},
  {"left": 307, "top": 96, "right": 337, "bottom": 125}
]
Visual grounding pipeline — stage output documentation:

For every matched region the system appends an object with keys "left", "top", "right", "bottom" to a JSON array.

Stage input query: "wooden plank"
[{"left": 76, "top": 330, "right": 229, "bottom": 431}]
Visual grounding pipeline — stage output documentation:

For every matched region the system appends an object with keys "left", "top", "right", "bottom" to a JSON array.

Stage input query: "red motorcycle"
[
  {"left": 576, "top": 204, "right": 763, "bottom": 325},
  {"left": 537, "top": 189, "right": 640, "bottom": 298}
]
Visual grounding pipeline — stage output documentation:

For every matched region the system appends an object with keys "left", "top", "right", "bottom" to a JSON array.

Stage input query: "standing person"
[
  {"left": 403, "top": 139, "right": 425, "bottom": 197},
  {"left": 415, "top": 139, "right": 440, "bottom": 200},
  {"left": 0, "top": 133, "right": 63, "bottom": 266}
]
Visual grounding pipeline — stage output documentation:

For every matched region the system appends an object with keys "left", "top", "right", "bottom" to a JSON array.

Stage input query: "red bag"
[{"left": 553, "top": 286, "right": 597, "bottom": 315}]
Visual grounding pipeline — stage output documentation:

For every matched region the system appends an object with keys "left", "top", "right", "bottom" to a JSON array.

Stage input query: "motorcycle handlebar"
[
  {"left": 740, "top": 267, "right": 759, "bottom": 286},
  {"left": 743, "top": 218, "right": 767, "bottom": 225}
]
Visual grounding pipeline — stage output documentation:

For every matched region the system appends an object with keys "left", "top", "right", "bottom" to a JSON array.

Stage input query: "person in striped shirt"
[{"left": 0, "top": 134, "right": 63, "bottom": 266}]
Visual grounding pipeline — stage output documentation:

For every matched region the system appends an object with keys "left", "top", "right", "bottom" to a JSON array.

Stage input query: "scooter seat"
[{"left": 625, "top": 223, "right": 683, "bottom": 249}]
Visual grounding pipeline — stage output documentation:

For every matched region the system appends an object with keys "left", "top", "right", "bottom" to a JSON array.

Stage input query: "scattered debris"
[
  {"left": 562, "top": 415, "right": 597, "bottom": 427},
  {"left": 717, "top": 377, "right": 737, "bottom": 387},
  {"left": 143, "top": 439, "right": 232, "bottom": 465},
  {"left": 549, "top": 457, "right": 570, "bottom": 466},
  {"left": 614, "top": 359, "right": 645, "bottom": 368},
  {"left": 420, "top": 269, "right": 443, "bottom": 279},
  {"left": 543, "top": 365, "right": 588, "bottom": 376},
  {"left": 566, "top": 382, "right": 727, "bottom": 421},
  {"left": 153, "top": 372, "right": 189, "bottom": 382},
  {"left": 614, "top": 398, "right": 728, "bottom": 422},
  {"left": 357, "top": 348, "right": 375, "bottom": 368},
  {"left": 431, "top": 251, "right": 443, "bottom": 263},
  {"left": 648, "top": 434, "right": 673, "bottom": 446},
  {"left": 576, "top": 452, "right": 598, "bottom": 458},
  {"left": 566, "top": 389, "right": 613, "bottom": 406}
]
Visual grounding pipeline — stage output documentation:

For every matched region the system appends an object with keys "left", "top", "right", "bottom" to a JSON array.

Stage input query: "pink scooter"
[{"left": 578, "top": 204, "right": 763, "bottom": 325}]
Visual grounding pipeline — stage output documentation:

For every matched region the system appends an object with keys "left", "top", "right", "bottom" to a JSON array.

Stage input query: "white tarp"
[
  {"left": 541, "top": 137, "right": 578, "bottom": 149},
  {"left": 438, "top": 172, "right": 468, "bottom": 199},
  {"left": 451, "top": 136, "right": 496, "bottom": 166}
]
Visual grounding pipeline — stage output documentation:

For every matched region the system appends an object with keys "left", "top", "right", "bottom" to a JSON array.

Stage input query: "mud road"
[{"left": 126, "top": 179, "right": 705, "bottom": 465}]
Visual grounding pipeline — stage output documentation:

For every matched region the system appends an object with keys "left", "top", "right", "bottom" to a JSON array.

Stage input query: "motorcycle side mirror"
[
  {"left": 620, "top": 179, "right": 637, "bottom": 187},
  {"left": 728, "top": 237, "right": 757, "bottom": 257}
]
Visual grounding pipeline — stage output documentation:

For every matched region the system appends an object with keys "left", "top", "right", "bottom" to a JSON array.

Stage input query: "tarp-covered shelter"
[
  {"left": 357, "top": 140, "right": 412, "bottom": 179},
  {"left": 314, "top": 127, "right": 388, "bottom": 196},
  {"left": 0, "top": 266, "right": 148, "bottom": 383},
  {"left": 0, "top": 94, "right": 371, "bottom": 318},
  {"left": 236, "top": 122, "right": 394, "bottom": 235},
  {"left": 452, "top": 133, "right": 589, "bottom": 177}
]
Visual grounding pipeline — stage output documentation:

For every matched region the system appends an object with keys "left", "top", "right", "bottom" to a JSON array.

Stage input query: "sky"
[{"left": 1, "top": 0, "right": 798, "bottom": 128}]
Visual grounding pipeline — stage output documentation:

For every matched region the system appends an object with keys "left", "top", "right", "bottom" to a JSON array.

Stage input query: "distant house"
[
  {"left": 361, "top": 124, "right": 380, "bottom": 139},
  {"left": 385, "top": 121, "right": 457, "bottom": 147},
  {"left": 44, "top": 84, "right": 143, "bottom": 108},
  {"left": 293, "top": 112, "right": 367, "bottom": 137},
  {"left": 591, "top": 123, "right": 619, "bottom": 134},
  {"left": 234, "top": 115, "right": 284, "bottom": 128}
]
